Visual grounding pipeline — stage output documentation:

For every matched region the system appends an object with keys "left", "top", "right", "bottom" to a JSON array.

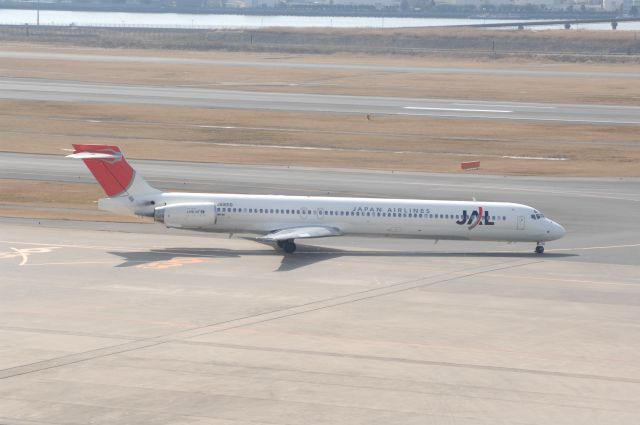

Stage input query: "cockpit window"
[{"left": 531, "top": 211, "right": 545, "bottom": 220}]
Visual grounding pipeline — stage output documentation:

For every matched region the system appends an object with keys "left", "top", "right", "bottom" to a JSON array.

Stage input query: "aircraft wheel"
[
  {"left": 535, "top": 245, "right": 544, "bottom": 254},
  {"left": 276, "top": 240, "right": 285, "bottom": 248},
  {"left": 283, "top": 240, "right": 297, "bottom": 254}
]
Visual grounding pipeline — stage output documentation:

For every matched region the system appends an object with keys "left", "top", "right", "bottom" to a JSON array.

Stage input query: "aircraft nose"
[{"left": 551, "top": 221, "right": 566, "bottom": 239}]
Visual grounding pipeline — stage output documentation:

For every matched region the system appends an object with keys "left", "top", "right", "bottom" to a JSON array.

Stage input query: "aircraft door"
[
  {"left": 316, "top": 207, "right": 325, "bottom": 220},
  {"left": 300, "top": 207, "right": 309, "bottom": 220},
  {"left": 517, "top": 215, "right": 525, "bottom": 230}
]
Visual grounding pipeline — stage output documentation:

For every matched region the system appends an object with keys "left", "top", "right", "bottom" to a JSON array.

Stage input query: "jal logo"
[{"left": 456, "top": 208, "right": 495, "bottom": 230}]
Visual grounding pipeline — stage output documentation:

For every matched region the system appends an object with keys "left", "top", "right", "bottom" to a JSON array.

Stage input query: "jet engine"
[{"left": 154, "top": 202, "right": 217, "bottom": 229}]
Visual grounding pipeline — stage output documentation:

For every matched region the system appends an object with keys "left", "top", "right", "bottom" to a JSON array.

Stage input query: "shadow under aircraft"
[{"left": 110, "top": 242, "right": 576, "bottom": 272}]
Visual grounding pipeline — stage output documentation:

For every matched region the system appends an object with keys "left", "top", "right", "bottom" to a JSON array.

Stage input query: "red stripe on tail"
[{"left": 72, "top": 144, "right": 134, "bottom": 197}]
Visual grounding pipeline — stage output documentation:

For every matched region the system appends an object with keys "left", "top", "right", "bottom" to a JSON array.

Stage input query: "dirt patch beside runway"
[
  {"left": 0, "top": 179, "right": 145, "bottom": 222},
  {"left": 2, "top": 44, "right": 639, "bottom": 105},
  {"left": 0, "top": 207, "right": 144, "bottom": 222},
  {"left": 1, "top": 100, "right": 639, "bottom": 177}
]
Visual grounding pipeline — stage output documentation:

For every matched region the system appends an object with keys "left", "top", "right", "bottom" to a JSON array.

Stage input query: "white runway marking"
[
  {"left": 549, "top": 243, "right": 640, "bottom": 252},
  {"left": 398, "top": 181, "right": 640, "bottom": 202},
  {"left": 0, "top": 240, "right": 145, "bottom": 251},
  {"left": 11, "top": 247, "right": 28, "bottom": 266},
  {"left": 453, "top": 103, "right": 556, "bottom": 110},
  {"left": 404, "top": 106, "right": 513, "bottom": 113},
  {"left": 24, "top": 261, "right": 116, "bottom": 266},
  {"left": 397, "top": 110, "right": 640, "bottom": 125},
  {"left": 487, "top": 273, "right": 639, "bottom": 287},
  {"left": 198, "top": 125, "right": 237, "bottom": 129},
  {"left": 0, "top": 247, "right": 60, "bottom": 266},
  {"left": 502, "top": 155, "right": 569, "bottom": 161},
  {"left": 204, "top": 141, "right": 565, "bottom": 161}
]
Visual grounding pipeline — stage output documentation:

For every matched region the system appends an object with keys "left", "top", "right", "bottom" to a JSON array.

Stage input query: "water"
[{"left": 1, "top": 8, "right": 638, "bottom": 30}]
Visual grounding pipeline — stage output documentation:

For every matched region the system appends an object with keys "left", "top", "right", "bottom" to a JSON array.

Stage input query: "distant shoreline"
[{"left": 0, "top": 4, "right": 624, "bottom": 20}]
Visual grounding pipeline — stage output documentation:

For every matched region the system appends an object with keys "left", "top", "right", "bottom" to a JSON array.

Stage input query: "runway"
[
  {"left": 3, "top": 50, "right": 640, "bottom": 79},
  {"left": 3, "top": 38, "right": 640, "bottom": 423},
  {"left": 2, "top": 153, "right": 640, "bottom": 423},
  {"left": 2, "top": 151, "right": 640, "bottom": 266},
  {"left": 2, "top": 77, "right": 640, "bottom": 125}
]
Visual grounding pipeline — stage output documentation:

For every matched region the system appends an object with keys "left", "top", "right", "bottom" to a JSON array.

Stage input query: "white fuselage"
[{"left": 141, "top": 192, "right": 565, "bottom": 243}]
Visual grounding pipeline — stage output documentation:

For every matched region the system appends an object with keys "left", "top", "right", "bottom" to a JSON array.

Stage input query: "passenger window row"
[{"left": 216, "top": 207, "right": 506, "bottom": 221}]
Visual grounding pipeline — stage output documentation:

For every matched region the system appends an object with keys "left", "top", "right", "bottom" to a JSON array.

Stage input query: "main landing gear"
[
  {"left": 535, "top": 242, "right": 545, "bottom": 254},
  {"left": 277, "top": 239, "right": 297, "bottom": 254}
]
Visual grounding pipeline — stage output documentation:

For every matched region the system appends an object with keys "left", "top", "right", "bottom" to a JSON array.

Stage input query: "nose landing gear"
[{"left": 535, "top": 242, "right": 545, "bottom": 254}]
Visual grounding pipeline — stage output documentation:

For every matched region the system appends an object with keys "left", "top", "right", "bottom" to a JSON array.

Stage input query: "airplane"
[{"left": 68, "top": 144, "right": 565, "bottom": 254}]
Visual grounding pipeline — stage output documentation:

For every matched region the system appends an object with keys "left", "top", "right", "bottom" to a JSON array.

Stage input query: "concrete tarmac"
[
  {"left": 1, "top": 155, "right": 640, "bottom": 424},
  {"left": 2, "top": 77, "right": 640, "bottom": 125}
]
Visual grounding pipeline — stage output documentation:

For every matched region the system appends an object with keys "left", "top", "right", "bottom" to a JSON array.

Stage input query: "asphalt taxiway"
[
  {"left": 1, "top": 155, "right": 639, "bottom": 424},
  {"left": 2, "top": 77, "right": 640, "bottom": 125}
]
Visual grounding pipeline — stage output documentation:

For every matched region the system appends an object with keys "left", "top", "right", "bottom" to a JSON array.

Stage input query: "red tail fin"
[{"left": 70, "top": 144, "right": 134, "bottom": 197}]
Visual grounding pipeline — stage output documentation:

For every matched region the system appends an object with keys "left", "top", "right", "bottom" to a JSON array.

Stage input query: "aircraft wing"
[{"left": 261, "top": 226, "right": 342, "bottom": 241}]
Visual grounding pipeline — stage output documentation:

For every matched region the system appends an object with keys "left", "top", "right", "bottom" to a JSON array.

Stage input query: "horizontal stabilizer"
[
  {"left": 261, "top": 226, "right": 342, "bottom": 241},
  {"left": 66, "top": 152, "right": 121, "bottom": 160}
]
